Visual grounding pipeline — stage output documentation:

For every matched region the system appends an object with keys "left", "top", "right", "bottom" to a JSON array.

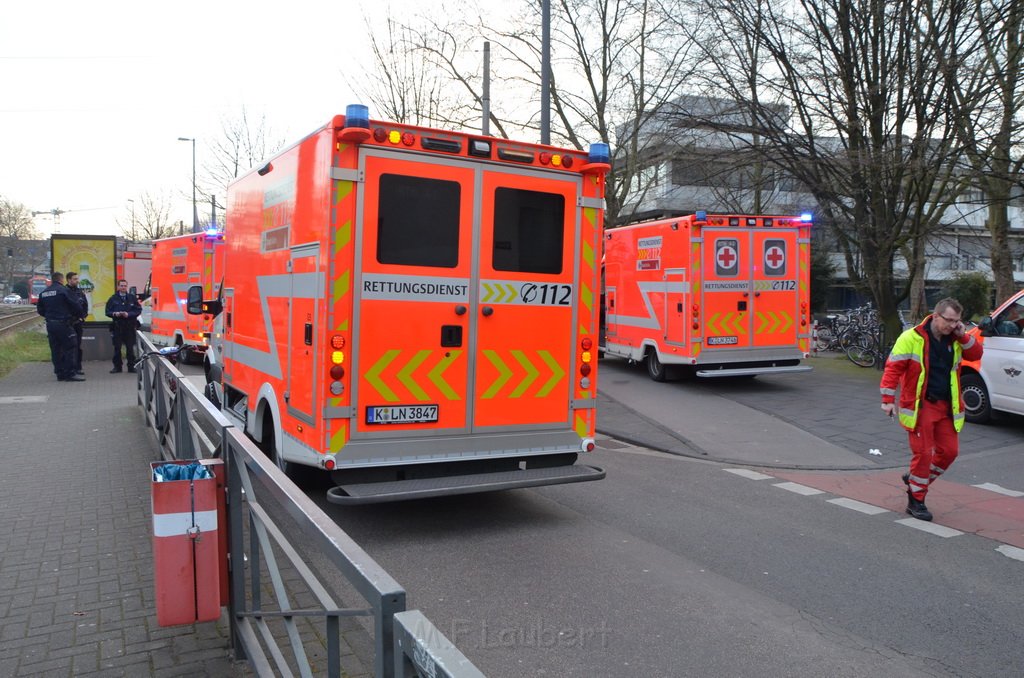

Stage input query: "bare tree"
[
  {"left": 200, "top": 107, "right": 287, "bottom": 208},
  {"left": 117, "top": 192, "right": 179, "bottom": 241},
  {"left": 945, "top": 0, "right": 1024, "bottom": 302},
  {"left": 0, "top": 197, "right": 43, "bottom": 293},
  {"left": 685, "top": 0, "right": 970, "bottom": 336}
]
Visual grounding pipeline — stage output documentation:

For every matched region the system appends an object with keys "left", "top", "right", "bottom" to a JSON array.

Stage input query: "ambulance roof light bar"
[
  {"left": 800, "top": 212, "right": 813, "bottom": 222},
  {"left": 345, "top": 104, "right": 370, "bottom": 129}
]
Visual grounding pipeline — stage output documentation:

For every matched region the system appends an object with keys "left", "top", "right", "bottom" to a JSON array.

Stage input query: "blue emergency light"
[
  {"left": 588, "top": 143, "right": 610, "bottom": 165},
  {"left": 345, "top": 104, "right": 370, "bottom": 129},
  {"left": 800, "top": 212, "right": 813, "bottom": 222}
]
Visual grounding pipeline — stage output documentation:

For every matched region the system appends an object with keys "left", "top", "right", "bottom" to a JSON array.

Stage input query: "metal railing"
[{"left": 135, "top": 333, "right": 483, "bottom": 677}]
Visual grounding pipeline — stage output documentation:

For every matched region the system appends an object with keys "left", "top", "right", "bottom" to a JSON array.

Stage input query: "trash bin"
[{"left": 151, "top": 459, "right": 223, "bottom": 626}]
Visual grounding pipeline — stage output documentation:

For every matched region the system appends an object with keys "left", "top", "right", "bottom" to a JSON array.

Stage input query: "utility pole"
[{"left": 541, "top": 0, "right": 551, "bottom": 144}]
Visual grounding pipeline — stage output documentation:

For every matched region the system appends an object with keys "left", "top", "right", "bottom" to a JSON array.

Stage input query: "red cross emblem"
[
  {"left": 718, "top": 246, "right": 737, "bottom": 269},
  {"left": 766, "top": 246, "right": 784, "bottom": 268}
]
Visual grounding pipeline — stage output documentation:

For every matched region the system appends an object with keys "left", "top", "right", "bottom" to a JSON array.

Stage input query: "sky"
[{"left": 1, "top": 0, "right": 397, "bottom": 238}]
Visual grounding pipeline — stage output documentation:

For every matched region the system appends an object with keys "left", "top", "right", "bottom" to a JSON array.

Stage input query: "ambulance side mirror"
[
  {"left": 186, "top": 285, "right": 222, "bottom": 316},
  {"left": 978, "top": 316, "right": 994, "bottom": 337}
]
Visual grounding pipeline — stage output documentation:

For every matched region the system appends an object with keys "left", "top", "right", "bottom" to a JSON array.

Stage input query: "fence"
[{"left": 135, "top": 333, "right": 483, "bottom": 677}]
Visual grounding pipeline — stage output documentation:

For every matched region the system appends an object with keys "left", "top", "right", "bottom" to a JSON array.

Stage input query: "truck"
[
  {"left": 150, "top": 231, "right": 225, "bottom": 364},
  {"left": 961, "top": 289, "right": 1024, "bottom": 423},
  {"left": 601, "top": 212, "right": 814, "bottom": 380},
  {"left": 188, "top": 105, "right": 610, "bottom": 503}
]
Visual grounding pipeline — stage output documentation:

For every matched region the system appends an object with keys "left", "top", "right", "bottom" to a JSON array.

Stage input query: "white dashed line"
[
  {"left": 996, "top": 545, "right": 1024, "bottom": 562},
  {"left": 827, "top": 497, "right": 889, "bottom": 515},
  {"left": 724, "top": 469, "right": 774, "bottom": 481},
  {"left": 971, "top": 483, "right": 1024, "bottom": 498},
  {"left": 894, "top": 518, "right": 963, "bottom": 538},
  {"left": 773, "top": 482, "right": 824, "bottom": 496}
]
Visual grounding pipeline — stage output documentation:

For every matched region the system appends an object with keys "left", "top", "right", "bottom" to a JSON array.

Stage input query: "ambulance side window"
[
  {"left": 492, "top": 188, "right": 564, "bottom": 274},
  {"left": 377, "top": 174, "right": 460, "bottom": 268}
]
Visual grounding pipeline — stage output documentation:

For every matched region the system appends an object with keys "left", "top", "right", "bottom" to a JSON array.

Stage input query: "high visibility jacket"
[{"left": 880, "top": 315, "right": 983, "bottom": 432}]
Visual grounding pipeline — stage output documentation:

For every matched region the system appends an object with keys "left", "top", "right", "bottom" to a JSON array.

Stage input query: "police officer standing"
[
  {"left": 65, "top": 271, "right": 88, "bottom": 375},
  {"left": 36, "top": 272, "right": 87, "bottom": 382},
  {"left": 105, "top": 279, "right": 142, "bottom": 373}
]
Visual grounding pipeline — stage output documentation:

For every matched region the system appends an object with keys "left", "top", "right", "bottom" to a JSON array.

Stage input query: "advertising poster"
[{"left": 51, "top": 235, "right": 117, "bottom": 324}]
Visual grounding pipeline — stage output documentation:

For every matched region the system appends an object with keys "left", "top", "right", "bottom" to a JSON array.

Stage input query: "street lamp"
[{"left": 177, "top": 137, "right": 198, "bottom": 232}]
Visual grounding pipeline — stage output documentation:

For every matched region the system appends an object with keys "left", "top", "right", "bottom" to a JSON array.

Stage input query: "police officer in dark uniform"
[
  {"left": 105, "top": 278, "right": 142, "bottom": 373},
  {"left": 65, "top": 271, "right": 88, "bottom": 375},
  {"left": 36, "top": 272, "right": 86, "bottom": 382}
]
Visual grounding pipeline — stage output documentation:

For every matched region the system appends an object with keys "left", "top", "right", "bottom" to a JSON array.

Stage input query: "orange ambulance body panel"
[
  {"left": 602, "top": 213, "right": 813, "bottom": 380},
  {"left": 150, "top": 232, "right": 225, "bottom": 362},
  {"left": 198, "top": 107, "right": 608, "bottom": 502}
]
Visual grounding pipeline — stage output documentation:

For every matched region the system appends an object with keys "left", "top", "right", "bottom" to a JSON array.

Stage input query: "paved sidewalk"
[{"left": 0, "top": 361, "right": 246, "bottom": 677}]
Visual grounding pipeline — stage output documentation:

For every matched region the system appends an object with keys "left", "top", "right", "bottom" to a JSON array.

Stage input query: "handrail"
[{"left": 134, "top": 333, "right": 483, "bottom": 677}]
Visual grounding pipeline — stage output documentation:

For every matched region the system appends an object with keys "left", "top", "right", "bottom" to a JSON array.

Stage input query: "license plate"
[{"left": 366, "top": 404, "right": 439, "bottom": 425}]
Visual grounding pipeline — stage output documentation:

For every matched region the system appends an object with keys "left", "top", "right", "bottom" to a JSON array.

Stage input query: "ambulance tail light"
[
  {"left": 323, "top": 457, "right": 337, "bottom": 470},
  {"left": 581, "top": 437, "right": 596, "bottom": 453},
  {"left": 329, "top": 335, "right": 347, "bottom": 396},
  {"left": 692, "top": 304, "right": 700, "bottom": 331},
  {"left": 800, "top": 301, "right": 809, "bottom": 327},
  {"left": 579, "top": 337, "right": 594, "bottom": 387}
]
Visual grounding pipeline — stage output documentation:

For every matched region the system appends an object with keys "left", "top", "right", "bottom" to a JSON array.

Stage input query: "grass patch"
[{"left": 0, "top": 329, "right": 52, "bottom": 380}]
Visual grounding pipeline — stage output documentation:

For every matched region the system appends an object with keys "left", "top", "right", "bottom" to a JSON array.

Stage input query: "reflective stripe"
[
  {"left": 152, "top": 510, "right": 218, "bottom": 537},
  {"left": 887, "top": 353, "right": 916, "bottom": 363},
  {"left": 899, "top": 407, "right": 916, "bottom": 418},
  {"left": 909, "top": 473, "right": 930, "bottom": 486},
  {"left": 880, "top": 387, "right": 896, "bottom": 396},
  {"left": 962, "top": 335, "right": 976, "bottom": 350}
]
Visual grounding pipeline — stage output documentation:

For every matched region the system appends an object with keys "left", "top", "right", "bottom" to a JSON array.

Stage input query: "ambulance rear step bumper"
[
  {"left": 696, "top": 365, "right": 813, "bottom": 378},
  {"left": 325, "top": 464, "right": 606, "bottom": 505}
]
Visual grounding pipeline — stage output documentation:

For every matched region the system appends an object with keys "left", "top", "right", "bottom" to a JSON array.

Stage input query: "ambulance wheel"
[
  {"left": 203, "top": 381, "right": 221, "bottom": 410},
  {"left": 259, "top": 415, "right": 302, "bottom": 483},
  {"left": 646, "top": 350, "right": 668, "bottom": 382},
  {"left": 960, "top": 373, "right": 992, "bottom": 424}
]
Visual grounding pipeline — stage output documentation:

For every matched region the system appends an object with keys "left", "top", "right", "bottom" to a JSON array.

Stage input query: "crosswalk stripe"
[
  {"left": 724, "top": 469, "right": 773, "bottom": 481},
  {"left": 971, "top": 483, "right": 1024, "bottom": 498},
  {"left": 996, "top": 545, "right": 1024, "bottom": 562},
  {"left": 894, "top": 519, "right": 963, "bottom": 538},
  {"left": 773, "top": 482, "right": 824, "bottom": 496},
  {"left": 827, "top": 498, "right": 889, "bottom": 515}
]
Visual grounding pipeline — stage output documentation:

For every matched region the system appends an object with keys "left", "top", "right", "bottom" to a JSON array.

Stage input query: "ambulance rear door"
[
  {"left": 701, "top": 228, "right": 753, "bottom": 350},
  {"left": 751, "top": 228, "right": 800, "bottom": 348}
]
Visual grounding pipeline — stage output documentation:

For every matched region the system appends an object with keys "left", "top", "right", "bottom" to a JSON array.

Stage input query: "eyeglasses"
[{"left": 938, "top": 314, "right": 961, "bottom": 323}]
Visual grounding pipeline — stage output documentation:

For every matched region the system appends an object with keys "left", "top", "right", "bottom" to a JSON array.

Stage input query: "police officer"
[
  {"left": 65, "top": 271, "right": 88, "bottom": 375},
  {"left": 105, "top": 279, "right": 142, "bottom": 373},
  {"left": 36, "top": 272, "right": 86, "bottom": 382}
]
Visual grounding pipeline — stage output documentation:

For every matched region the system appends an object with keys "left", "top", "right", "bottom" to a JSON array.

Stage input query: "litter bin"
[{"left": 151, "top": 459, "right": 224, "bottom": 626}]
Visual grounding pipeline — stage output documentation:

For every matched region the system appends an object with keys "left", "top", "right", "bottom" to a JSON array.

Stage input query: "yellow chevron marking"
[
  {"left": 428, "top": 351, "right": 461, "bottom": 400},
  {"left": 329, "top": 421, "right": 348, "bottom": 453},
  {"left": 575, "top": 413, "right": 588, "bottom": 438},
  {"left": 500, "top": 284, "right": 517, "bottom": 303},
  {"left": 482, "top": 350, "right": 513, "bottom": 399},
  {"left": 755, "top": 311, "right": 766, "bottom": 333},
  {"left": 332, "top": 270, "right": 350, "bottom": 304},
  {"left": 582, "top": 239, "right": 595, "bottom": 269},
  {"left": 707, "top": 312, "right": 721, "bottom": 334},
  {"left": 335, "top": 180, "right": 353, "bottom": 204},
  {"left": 581, "top": 281, "right": 593, "bottom": 312},
  {"left": 396, "top": 350, "right": 431, "bottom": 400},
  {"left": 509, "top": 350, "right": 540, "bottom": 398},
  {"left": 779, "top": 311, "right": 793, "bottom": 333},
  {"left": 536, "top": 350, "right": 565, "bottom": 398},
  {"left": 481, "top": 283, "right": 495, "bottom": 303},
  {"left": 365, "top": 350, "right": 400, "bottom": 402},
  {"left": 334, "top": 220, "right": 352, "bottom": 253}
]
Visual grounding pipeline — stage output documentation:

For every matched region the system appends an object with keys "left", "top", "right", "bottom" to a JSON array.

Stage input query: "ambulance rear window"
[
  {"left": 377, "top": 174, "right": 460, "bottom": 267},
  {"left": 492, "top": 188, "right": 564, "bottom": 274}
]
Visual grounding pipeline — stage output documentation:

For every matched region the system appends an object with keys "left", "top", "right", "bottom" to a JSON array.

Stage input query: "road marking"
[
  {"left": 773, "top": 482, "right": 824, "bottom": 496},
  {"left": 971, "top": 483, "right": 1024, "bottom": 498},
  {"left": 725, "top": 469, "right": 774, "bottom": 481},
  {"left": 0, "top": 395, "right": 48, "bottom": 404},
  {"left": 827, "top": 497, "right": 889, "bottom": 515},
  {"left": 894, "top": 518, "right": 963, "bottom": 538},
  {"left": 996, "top": 545, "right": 1024, "bottom": 562}
]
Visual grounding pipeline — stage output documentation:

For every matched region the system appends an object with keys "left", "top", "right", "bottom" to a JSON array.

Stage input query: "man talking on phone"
[{"left": 880, "top": 298, "right": 982, "bottom": 521}]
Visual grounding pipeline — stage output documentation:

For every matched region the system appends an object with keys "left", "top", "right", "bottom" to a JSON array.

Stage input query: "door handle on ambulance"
[
  {"left": 481, "top": 306, "right": 494, "bottom": 317},
  {"left": 455, "top": 305, "right": 467, "bottom": 316}
]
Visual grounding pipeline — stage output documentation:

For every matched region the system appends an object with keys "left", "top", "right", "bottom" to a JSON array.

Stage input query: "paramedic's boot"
[
  {"left": 901, "top": 472, "right": 910, "bottom": 487},
  {"left": 906, "top": 494, "right": 933, "bottom": 522}
]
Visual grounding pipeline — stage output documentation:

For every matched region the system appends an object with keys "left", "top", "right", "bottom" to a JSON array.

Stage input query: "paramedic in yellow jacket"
[{"left": 880, "top": 298, "right": 982, "bottom": 521}]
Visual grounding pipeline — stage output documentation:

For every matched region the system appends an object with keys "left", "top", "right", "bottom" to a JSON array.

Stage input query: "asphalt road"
[{"left": 180, "top": 352, "right": 1024, "bottom": 676}]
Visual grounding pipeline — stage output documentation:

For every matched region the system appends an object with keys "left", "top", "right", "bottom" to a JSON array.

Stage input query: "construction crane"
[{"left": 31, "top": 206, "right": 117, "bottom": 228}]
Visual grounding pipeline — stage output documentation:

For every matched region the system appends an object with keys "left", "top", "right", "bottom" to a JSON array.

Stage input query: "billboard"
[{"left": 51, "top": 235, "right": 117, "bottom": 323}]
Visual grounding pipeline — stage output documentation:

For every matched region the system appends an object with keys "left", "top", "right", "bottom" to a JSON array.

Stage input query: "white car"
[
  {"left": 961, "top": 290, "right": 1024, "bottom": 423},
  {"left": 3, "top": 294, "right": 22, "bottom": 304}
]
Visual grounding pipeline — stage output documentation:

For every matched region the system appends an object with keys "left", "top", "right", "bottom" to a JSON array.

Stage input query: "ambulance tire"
[
  {"left": 259, "top": 414, "right": 305, "bottom": 484},
  {"left": 203, "top": 381, "right": 221, "bottom": 410},
  {"left": 960, "top": 373, "right": 992, "bottom": 424},
  {"left": 645, "top": 350, "right": 669, "bottom": 382}
]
